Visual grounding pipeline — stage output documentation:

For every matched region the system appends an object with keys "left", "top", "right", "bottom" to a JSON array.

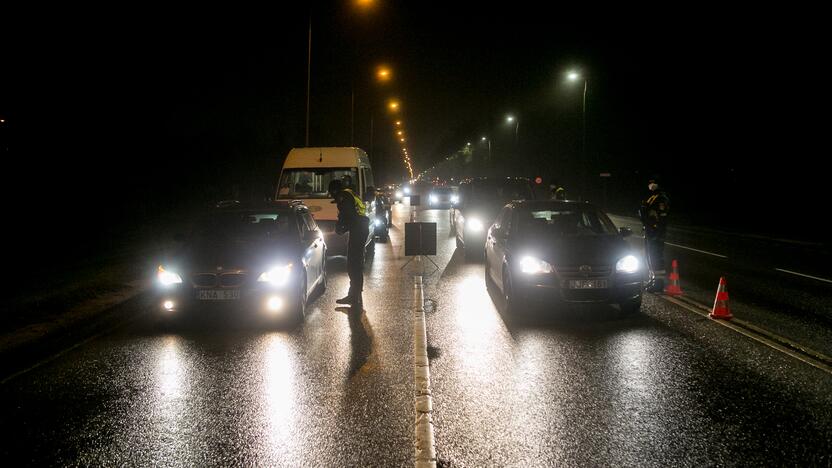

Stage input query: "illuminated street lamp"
[
  {"left": 506, "top": 115, "right": 519, "bottom": 146},
  {"left": 388, "top": 100, "right": 400, "bottom": 112},
  {"left": 566, "top": 70, "right": 589, "bottom": 199},
  {"left": 481, "top": 135, "right": 492, "bottom": 162}
]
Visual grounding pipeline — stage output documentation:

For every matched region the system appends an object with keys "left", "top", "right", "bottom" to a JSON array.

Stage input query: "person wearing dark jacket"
[
  {"left": 329, "top": 178, "right": 370, "bottom": 307},
  {"left": 639, "top": 178, "right": 670, "bottom": 292}
]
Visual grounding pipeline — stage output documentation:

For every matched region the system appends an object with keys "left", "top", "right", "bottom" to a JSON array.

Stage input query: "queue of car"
[{"left": 156, "top": 149, "right": 643, "bottom": 328}]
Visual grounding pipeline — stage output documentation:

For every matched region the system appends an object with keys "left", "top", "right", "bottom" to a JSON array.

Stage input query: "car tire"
[
  {"left": 503, "top": 269, "right": 526, "bottom": 316},
  {"left": 291, "top": 274, "right": 307, "bottom": 326},
  {"left": 318, "top": 252, "right": 327, "bottom": 294},
  {"left": 464, "top": 244, "right": 483, "bottom": 262},
  {"left": 619, "top": 298, "right": 641, "bottom": 316},
  {"left": 484, "top": 257, "right": 494, "bottom": 290}
]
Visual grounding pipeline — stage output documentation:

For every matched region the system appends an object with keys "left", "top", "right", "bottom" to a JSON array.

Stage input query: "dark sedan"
[
  {"left": 156, "top": 200, "right": 327, "bottom": 326},
  {"left": 484, "top": 200, "right": 643, "bottom": 315}
]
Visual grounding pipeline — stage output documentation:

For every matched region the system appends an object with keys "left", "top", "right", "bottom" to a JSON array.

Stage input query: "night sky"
[{"left": 2, "top": 3, "right": 827, "bottom": 267}]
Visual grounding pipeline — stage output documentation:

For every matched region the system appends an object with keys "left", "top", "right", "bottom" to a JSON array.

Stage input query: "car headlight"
[
  {"left": 157, "top": 265, "right": 183, "bottom": 286},
  {"left": 429, "top": 194, "right": 438, "bottom": 203},
  {"left": 519, "top": 256, "right": 554, "bottom": 274},
  {"left": 450, "top": 195, "right": 459, "bottom": 204},
  {"left": 395, "top": 190, "right": 403, "bottom": 198},
  {"left": 374, "top": 218, "right": 384, "bottom": 227},
  {"left": 258, "top": 264, "right": 293, "bottom": 286},
  {"left": 616, "top": 255, "right": 640, "bottom": 274},
  {"left": 466, "top": 217, "right": 484, "bottom": 232},
  {"left": 403, "top": 187, "right": 411, "bottom": 195}
]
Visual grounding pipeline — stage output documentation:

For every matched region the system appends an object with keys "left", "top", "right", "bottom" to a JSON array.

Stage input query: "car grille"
[
  {"left": 219, "top": 273, "right": 246, "bottom": 287},
  {"left": 556, "top": 265, "right": 612, "bottom": 279},
  {"left": 192, "top": 274, "right": 217, "bottom": 287}
]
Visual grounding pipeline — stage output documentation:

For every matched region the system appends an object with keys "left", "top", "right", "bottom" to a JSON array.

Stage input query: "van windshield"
[{"left": 277, "top": 168, "right": 358, "bottom": 199}]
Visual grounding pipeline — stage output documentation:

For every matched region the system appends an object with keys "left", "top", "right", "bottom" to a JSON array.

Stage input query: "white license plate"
[
  {"left": 568, "top": 279, "right": 608, "bottom": 289},
  {"left": 197, "top": 289, "right": 241, "bottom": 300}
]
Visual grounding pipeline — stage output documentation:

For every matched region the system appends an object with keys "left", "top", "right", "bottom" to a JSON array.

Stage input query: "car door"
[
  {"left": 299, "top": 210, "right": 323, "bottom": 293},
  {"left": 489, "top": 206, "right": 512, "bottom": 288}
]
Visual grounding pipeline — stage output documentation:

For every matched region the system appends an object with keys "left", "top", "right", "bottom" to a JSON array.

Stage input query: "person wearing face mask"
[{"left": 639, "top": 178, "right": 670, "bottom": 292}]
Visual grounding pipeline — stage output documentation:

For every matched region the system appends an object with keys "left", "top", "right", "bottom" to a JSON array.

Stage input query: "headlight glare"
[
  {"left": 616, "top": 255, "right": 640, "bottom": 274},
  {"left": 450, "top": 195, "right": 459, "bottom": 204},
  {"left": 429, "top": 194, "right": 438, "bottom": 203},
  {"left": 157, "top": 266, "right": 183, "bottom": 286},
  {"left": 258, "top": 264, "right": 293, "bottom": 286},
  {"left": 519, "top": 256, "right": 554, "bottom": 274},
  {"left": 467, "top": 217, "right": 484, "bottom": 232}
]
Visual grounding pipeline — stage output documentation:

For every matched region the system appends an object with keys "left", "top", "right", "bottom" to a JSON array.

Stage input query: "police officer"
[
  {"left": 329, "top": 177, "right": 370, "bottom": 307},
  {"left": 639, "top": 178, "right": 670, "bottom": 292},
  {"left": 550, "top": 181, "right": 566, "bottom": 201}
]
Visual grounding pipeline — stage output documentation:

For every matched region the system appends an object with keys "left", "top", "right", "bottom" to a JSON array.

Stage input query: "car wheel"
[
  {"left": 464, "top": 244, "right": 482, "bottom": 262},
  {"left": 484, "top": 257, "right": 494, "bottom": 290},
  {"left": 318, "top": 252, "right": 327, "bottom": 293},
  {"left": 503, "top": 269, "right": 526, "bottom": 315},
  {"left": 619, "top": 298, "right": 641, "bottom": 316},
  {"left": 292, "top": 274, "right": 308, "bottom": 325}
]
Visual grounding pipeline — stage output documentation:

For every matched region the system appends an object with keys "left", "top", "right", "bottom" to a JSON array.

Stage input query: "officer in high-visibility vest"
[
  {"left": 329, "top": 177, "right": 370, "bottom": 307},
  {"left": 639, "top": 178, "right": 670, "bottom": 292}
]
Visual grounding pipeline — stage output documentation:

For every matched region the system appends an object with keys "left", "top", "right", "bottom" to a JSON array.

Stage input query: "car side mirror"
[{"left": 619, "top": 227, "right": 633, "bottom": 237}]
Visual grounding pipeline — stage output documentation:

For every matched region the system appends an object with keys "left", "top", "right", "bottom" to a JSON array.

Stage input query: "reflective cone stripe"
[
  {"left": 664, "top": 259, "right": 684, "bottom": 296},
  {"left": 709, "top": 276, "right": 733, "bottom": 319}
]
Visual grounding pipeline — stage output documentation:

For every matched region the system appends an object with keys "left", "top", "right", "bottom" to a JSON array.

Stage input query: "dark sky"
[{"left": 2, "top": 2, "right": 827, "bottom": 253}]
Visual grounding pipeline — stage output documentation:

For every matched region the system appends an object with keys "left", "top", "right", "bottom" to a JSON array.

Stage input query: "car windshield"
[
  {"left": 195, "top": 210, "right": 293, "bottom": 241},
  {"left": 277, "top": 168, "right": 358, "bottom": 199},
  {"left": 433, "top": 187, "right": 454, "bottom": 194},
  {"left": 519, "top": 207, "right": 618, "bottom": 237},
  {"left": 471, "top": 180, "right": 533, "bottom": 203}
]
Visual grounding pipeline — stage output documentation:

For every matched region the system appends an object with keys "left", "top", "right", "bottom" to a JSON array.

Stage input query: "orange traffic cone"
[
  {"left": 709, "top": 277, "right": 733, "bottom": 319},
  {"left": 664, "top": 259, "right": 684, "bottom": 296}
]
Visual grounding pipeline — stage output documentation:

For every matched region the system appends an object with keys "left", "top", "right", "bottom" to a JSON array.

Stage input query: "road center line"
[
  {"left": 665, "top": 242, "right": 728, "bottom": 258},
  {"left": 775, "top": 268, "right": 832, "bottom": 284},
  {"left": 413, "top": 276, "right": 437, "bottom": 468}
]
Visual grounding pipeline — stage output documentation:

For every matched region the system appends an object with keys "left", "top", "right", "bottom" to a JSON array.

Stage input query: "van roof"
[{"left": 282, "top": 147, "right": 370, "bottom": 169}]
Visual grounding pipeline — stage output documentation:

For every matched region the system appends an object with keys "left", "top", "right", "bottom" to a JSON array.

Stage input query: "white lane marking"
[
  {"left": 659, "top": 294, "right": 832, "bottom": 374},
  {"left": 413, "top": 276, "right": 436, "bottom": 468},
  {"left": 775, "top": 268, "right": 832, "bottom": 284},
  {"left": 665, "top": 242, "right": 728, "bottom": 258}
]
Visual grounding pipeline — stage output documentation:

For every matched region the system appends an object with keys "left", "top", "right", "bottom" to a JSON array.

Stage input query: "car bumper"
[
  {"left": 157, "top": 284, "right": 300, "bottom": 317},
  {"left": 515, "top": 275, "right": 643, "bottom": 305}
]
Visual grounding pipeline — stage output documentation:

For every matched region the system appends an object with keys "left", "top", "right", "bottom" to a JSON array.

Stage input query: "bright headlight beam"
[
  {"left": 616, "top": 255, "right": 640, "bottom": 274},
  {"left": 519, "top": 256, "right": 554, "bottom": 274},
  {"left": 157, "top": 266, "right": 183, "bottom": 286},
  {"left": 258, "top": 264, "right": 293, "bottom": 286},
  {"left": 467, "top": 218, "right": 484, "bottom": 232}
]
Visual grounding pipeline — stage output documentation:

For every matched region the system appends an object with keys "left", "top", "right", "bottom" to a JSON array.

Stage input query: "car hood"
[
  {"left": 179, "top": 238, "right": 298, "bottom": 273},
  {"left": 514, "top": 234, "right": 632, "bottom": 267}
]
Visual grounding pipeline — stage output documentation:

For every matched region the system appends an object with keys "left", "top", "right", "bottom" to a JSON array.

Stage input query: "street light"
[
  {"left": 481, "top": 135, "right": 492, "bottom": 162},
  {"left": 506, "top": 115, "right": 519, "bottom": 146},
  {"left": 566, "top": 70, "right": 589, "bottom": 200}
]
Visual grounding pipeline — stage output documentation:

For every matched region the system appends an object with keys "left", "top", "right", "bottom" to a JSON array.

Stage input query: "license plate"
[
  {"left": 197, "top": 289, "right": 240, "bottom": 300},
  {"left": 568, "top": 279, "right": 608, "bottom": 289}
]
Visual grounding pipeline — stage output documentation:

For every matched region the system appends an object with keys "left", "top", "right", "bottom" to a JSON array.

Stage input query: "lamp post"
[
  {"left": 481, "top": 136, "right": 491, "bottom": 162},
  {"left": 567, "top": 71, "right": 588, "bottom": 200}
]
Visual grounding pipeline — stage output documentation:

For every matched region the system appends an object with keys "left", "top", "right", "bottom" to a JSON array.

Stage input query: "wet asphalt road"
[{"left": 2, "top": 203, "right": 831, "bottom": 466}]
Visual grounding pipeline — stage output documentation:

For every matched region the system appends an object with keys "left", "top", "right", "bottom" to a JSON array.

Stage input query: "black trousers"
[
  {"left": 347, "top": 220, "right": 370, "bottom": 299},
  {"left": 645, "top": 229, "right": 666, "bottom": 286}
]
